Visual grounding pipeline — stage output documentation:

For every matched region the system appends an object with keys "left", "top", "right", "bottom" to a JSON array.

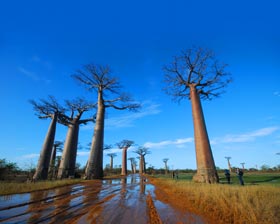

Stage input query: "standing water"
[{"left": 0, "top": 174, "right": 204, "bottom": 223}]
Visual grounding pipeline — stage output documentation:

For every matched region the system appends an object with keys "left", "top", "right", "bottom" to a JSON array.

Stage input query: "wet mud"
[{"left": 0, "top": 175, "right": 204, "bottom": 223}]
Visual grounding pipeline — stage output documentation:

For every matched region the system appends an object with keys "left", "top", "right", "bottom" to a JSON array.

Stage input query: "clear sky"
[{"left": 1, "top": 0, "right": 280, "bottom": 171}]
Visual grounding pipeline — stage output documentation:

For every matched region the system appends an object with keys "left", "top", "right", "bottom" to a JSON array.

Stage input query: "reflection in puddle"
[{"left": 0, "top": 174, "right": 204, "bottom": 223}]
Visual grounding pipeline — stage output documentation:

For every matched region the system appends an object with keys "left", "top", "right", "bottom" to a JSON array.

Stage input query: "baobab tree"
[
  {"left": 107, "top": 153, "right": 117, "bottom": 171},
  {"left": 57, "top": 98, "right": 95, "bottom": 179},
  {"left": 72, "top": 64, "right": 140, "bottom": 179},
  {"left": 116, "top": 140, "right": 134, "bottom": 176},
  {"left": 30, "top": 96, "right": 65, "bottom": 180},
  {"left": 163, "top": 47, "right": 232, "bottom": 183},
  {"left": 128, "top": 157, "right": 136, "bottom": 174},
  {"left": 225, "top": 156, "right": 232, "bottom": 172},
  {"left": 48, "top": 141, "right": 63, "bottom": 179},
  {"left": 134, "top": 147, "right": 150, "bottom": 174},
  {"left": 162, "top": 158, "right": 169, "bottom": 175}
]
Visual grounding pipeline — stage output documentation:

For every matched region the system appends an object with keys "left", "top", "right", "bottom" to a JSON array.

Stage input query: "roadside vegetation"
[
  {"left": 150, "top": 171, "right": 280, "bottom": 224},
  {"left": 0, "top": 179, "right": 84, "bottom": 196}
]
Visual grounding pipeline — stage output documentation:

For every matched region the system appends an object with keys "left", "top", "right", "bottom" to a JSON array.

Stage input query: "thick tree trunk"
[
  {"left": 86, "top": 93, "right": 105, "bottom": 179},
  {"left": 33, "top": 114, "right": 57, "bottom": 180},
  {"left": 139, "top": 156, "right": 143, "bottom": 174},
  {"left": 190, "top": 85, "right": 219, "bottom": 183},
  {"left": 143, "top": 156, "right": 146, "bottom": 174},
  {"left": 121, "top": 147, "right": 128, "bottom": 175},
  {"left": 130, "top": 160, "right": 134, "bottom": 174},
  {"left": 57, "top": 121, "right": 79, "bottom": 179}
]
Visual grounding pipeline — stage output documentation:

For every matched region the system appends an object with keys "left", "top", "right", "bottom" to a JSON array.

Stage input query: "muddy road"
[{"left": 0, "top": 175, "right": 204, "bottom": 223}]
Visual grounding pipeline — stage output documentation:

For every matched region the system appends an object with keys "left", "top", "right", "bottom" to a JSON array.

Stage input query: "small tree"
[
  {"left": 163, "top": 47, "right": 232, "bottom": 183},
  {"left": 48, "top": 141, "right": 63, "bottom": 179},
  {"left": 162, "top": 158, "right": 169, "bottom": 175},
  {"left": 107, "top": 153, "right": 117, "bottom": 171},
  {"left": 30, "top": 96, "right": 65, "bottom": 180},
  {"left": 128, "top": 157, "right": 136, "bottom": 174},
  {"left": 225, "top": 156, "right": 232, "bottom": 173},
  {"left": 72, "top": 64, "right": 140, "bottom": 179},
  {"left": 116, "top": 140, "right": 134, "bottom": 176},
  {"left": 134, "top": 147, "right": 150, "bottom": 174}
]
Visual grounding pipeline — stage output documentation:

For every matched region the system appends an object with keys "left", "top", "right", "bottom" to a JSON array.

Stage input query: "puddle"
[{"left": 0, "top": 174, "right": 205, "bottom": 223}]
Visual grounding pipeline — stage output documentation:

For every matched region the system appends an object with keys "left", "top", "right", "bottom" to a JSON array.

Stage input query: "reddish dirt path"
[{"left": 0, "top": 175, "right": 204, "bottom": 223}]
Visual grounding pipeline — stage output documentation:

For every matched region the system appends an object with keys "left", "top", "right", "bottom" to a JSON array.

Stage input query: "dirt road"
[{"left": 0, "top": 175, "right": 204, "bottom": 223}]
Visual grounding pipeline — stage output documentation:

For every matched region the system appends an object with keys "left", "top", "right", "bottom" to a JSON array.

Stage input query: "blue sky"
[{"left": 1, "top": 0, "right": 280, "bottom": 171}]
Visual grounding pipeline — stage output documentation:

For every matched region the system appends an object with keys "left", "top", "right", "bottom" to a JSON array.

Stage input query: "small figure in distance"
[
  {"left": 236, "top": 168, "right": 244, "bottom": 185},
  {"left": 224, "top": 169, "right": 231, "bottom": 184}
]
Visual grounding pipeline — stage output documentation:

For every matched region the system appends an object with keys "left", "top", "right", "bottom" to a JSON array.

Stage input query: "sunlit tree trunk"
[
  {"left": 139, "top": 155, "right": 144, "bottom": 174},
  {"left": 190, "top": 85, "right": 219, "bottom": 183},
  {"left": 86, "top": 92, "right": 105, "bottom": 179},
  {"left": 121, "top": 147, "right": 128, "bottom": 176},
  {"left": 33, "top": 114, "right": 57, "bottom": 180},
  {"left": 57, "top": 121, "right": 79, "bottom": 179}
]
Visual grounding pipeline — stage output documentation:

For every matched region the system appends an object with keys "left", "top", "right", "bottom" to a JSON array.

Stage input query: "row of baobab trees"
[
  {"left": 46, "top": 139, "right": 150, "bottom": 180},
  {"left": 32, "top": 46, "right": 232, "bottom": 183}
]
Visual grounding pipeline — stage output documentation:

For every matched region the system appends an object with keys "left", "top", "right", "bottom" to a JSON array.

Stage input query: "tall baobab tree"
[
  {"left": 163, "top": 47, "right": 232, "bottom": 183},
  {"left": 30, "top": 96, "right": 65, "bottom": 180},
  {"left": 48, "top": 141, "right": 63, "bottom": 179},
  {"left": 72, "top": 64, "right": 140, "bottom": 179},
  {"left": 107, "top": 153, "right": 117, "bottom": 171},
  {"left": 225, "top": 156, "right": 232, "bottom": 172},
  {"left": 162, "top": 158, "right": 169, "bottom": 175},
  {"left": 116, "top": 140, "right": 134, "bottom": 176},
  {"left": 128, "top": 157, "right": 136, "bottom": 174},
  {"left": 134, "top": 147, "right": 150, "bottom": 174},
  {"left": 57, "top": 98, "right": 95, "bottom": 179}
]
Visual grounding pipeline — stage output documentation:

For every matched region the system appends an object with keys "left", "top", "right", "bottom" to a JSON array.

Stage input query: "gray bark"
[
  {"left": 121, "top": 148, "right": 128, "bottom": 176},
  {"left": 33, "top": 114, "right": 57, "bottom": 180},
  {"left": 57, "top": 121, "right": 79, "bottom": 179},
  {"left": 85, "top": 92, "right": 105, "bottom": 179}
]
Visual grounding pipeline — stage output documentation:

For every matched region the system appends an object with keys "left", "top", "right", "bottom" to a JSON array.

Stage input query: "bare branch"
[
  {"left": 163, "top": 47, "right": 232, "bottom": 102},
  {"left": 116, "top": 140, "right": 134, "bottom": 149}
]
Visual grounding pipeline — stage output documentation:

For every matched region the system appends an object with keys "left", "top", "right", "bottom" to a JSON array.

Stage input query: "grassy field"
[
  {"left": 0, "top": 179, "right": 84, "bottom": 196},
  {"left": 154, "top": 171, "right": 280, "bottom": 185},
  {"left": 150, "top": 172, "right": 280, "bottom": 224}
]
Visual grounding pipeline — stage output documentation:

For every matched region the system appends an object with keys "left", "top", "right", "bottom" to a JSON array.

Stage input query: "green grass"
[
  {"left": 153, "top": 171, "right": 280, "bottom": 186},
  {"left": 0, "top": 179, "right": 84, "bottom": 196}
]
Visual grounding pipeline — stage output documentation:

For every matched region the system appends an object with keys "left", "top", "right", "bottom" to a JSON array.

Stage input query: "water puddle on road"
[{"left": 0, "top": 175, "right": 205, "bottom": 223}]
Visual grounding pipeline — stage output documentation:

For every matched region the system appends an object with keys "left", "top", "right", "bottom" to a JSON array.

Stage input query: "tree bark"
[
  {"left": 57, "top": 121, "right": 79, "bottom": 179},
  {"left": 139, "top": 155, "right": 144, "bottom": 174},
  {"left": 33, "top": 114, "right": 57, "bottom": 180},
  {"left": 190, "top": 85, "right": 219, "bottom": 183},
  {"left": 85, "top": 92, "right": 105, "bottom": 179},
  {"left": 121, "top": 147, "right": 128, "bottom": 175},
  {"left": 48, "top": 145, "right": 57, "bottom": 179}
]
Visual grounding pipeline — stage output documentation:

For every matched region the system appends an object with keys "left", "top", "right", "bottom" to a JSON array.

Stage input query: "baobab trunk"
[
  {"left": 139, "top": 155, "right": 144, "bottom": 174},
  {"left": 110, "top": 157, "right": 114, "bottom": 170},
  {"left": 57, "top": 122, "right": 79, "bottom": 179},
  {"left": 85, "top": 94, "right": 105, "bottom": 179},
  {"left": 121, "top": 147, "right": 128, "bottom": 175},
  {"left": 48, "top": 145, "right": 57, "bottom": 179},
  {"left": 190, "top": 85, "right": 219, "bottom": 183},
  {"left": 33, "top": 114, "right": 57, "bottom": 180}
]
